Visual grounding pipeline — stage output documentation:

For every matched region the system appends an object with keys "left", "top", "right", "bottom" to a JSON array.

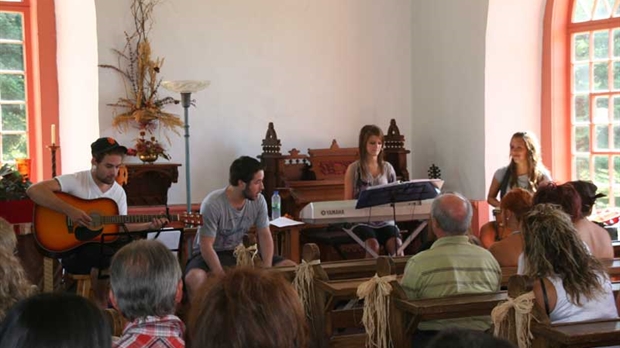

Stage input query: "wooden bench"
[{"left": 496, "top": 274, "right": 620, "bottom": 348}]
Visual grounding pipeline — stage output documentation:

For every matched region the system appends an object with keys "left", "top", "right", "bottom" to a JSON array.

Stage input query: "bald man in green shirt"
[{"left": 401, "top": 192, "right": 501, "bottom": 346}]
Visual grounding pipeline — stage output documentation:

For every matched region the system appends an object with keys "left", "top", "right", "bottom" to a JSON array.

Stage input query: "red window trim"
[{"left": 0, "top": 0, "right": 58, "bottom": 181}]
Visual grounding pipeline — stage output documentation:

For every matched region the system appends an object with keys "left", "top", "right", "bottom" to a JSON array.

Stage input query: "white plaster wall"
[
  {"left": 55, "top": 0, "right": 100, "bottom": 173},
  {"left": 410, "top": 0, "right": 489, "bottom": 199},
  {"left": 484, "top": 0, "right": 546, "bottom": 198},
  {"left": 95, "top": 0, "right": 413, "bottom": 205}
]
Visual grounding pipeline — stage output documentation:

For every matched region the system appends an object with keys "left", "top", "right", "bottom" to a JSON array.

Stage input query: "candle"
[{"left": 51, "top": 124, "right": 56, "bottom": 145}]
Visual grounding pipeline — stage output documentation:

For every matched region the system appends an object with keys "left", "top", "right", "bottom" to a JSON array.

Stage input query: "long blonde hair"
[
  {"left": 507, "top": 132, "right": 546, "bottom": 191},
  {"left": 358, "top": 125, "right": 385, "bottom": 179},
  {"left": 0, "top": 218, "right": 36, "bottom": 320},
  {"left": 521, "top": 204, "right": 604, "bottom": 305}
]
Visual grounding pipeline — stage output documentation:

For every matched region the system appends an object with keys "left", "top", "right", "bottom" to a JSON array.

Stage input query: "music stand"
[{"left": 344, "top": 179, "right": 442, "bottom": 258}]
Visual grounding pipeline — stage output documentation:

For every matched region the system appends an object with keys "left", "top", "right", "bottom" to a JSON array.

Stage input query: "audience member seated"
[
  {"left": 109, "top": 240, "right": 185, "bottom": 348},
  {"left": 344, "top": 124, "right": 402, "bottom": 257},
  {"left": 188, "top": 267, "right": 307, "bottom": 348},
  {"left": 568, "top": 180, "right": 614, "bottom": 259},
  {"left": 400, "top": 192, "right": 501, "bottom": 347},
  {"left": 0, "top": 218, "right": 36, "bottom": 321},
  {"left": 534, "top": 182, "right": 612, "bottom": 259},
  {"left": 486, "top": 131, "right": 551, "bottom": 208},
  {"left": 521, "top": 204, "right": 618, "bottom": 323},
  {"left": 488, "top": 188, "right": 533, "bottom": 267},
  {"left": 0, "top": 292, "right": 110, "bottom": 348},
  {"left": 427, "top": 328, "right": 515, "bottom": 348}
]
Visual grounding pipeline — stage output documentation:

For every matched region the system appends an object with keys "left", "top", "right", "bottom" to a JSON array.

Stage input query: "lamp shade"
[{"left": 161, "top": 80, "right": 210, "bottom": 93}]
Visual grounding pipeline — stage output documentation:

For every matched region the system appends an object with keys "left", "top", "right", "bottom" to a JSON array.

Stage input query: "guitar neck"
[{"left": 99, "top": 214, "right": 180, "bottom": 225}]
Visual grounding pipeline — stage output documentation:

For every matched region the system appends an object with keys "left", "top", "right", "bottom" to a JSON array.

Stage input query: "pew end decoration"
[
  {"left": 356, "top": 256, "right": 400, "bottom": 348},
  {"left": 233, "top": 234, "right": 261, "bottom": 267}
]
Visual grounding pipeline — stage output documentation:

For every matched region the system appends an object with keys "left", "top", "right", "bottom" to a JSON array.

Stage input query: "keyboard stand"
[
  {"left": 349, "top": 180, "right": 440, "bottom": 258},
  {"left": 341, "top": 226, "right": 380, "bottom": 258}
]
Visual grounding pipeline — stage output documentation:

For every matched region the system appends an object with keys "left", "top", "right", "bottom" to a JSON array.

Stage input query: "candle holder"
[{"left": 47, "top": 144, "right": 60, "bottom": 177}]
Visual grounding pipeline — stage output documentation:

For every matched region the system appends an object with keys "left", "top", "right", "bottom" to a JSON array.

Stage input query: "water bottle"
[{"left": 271, "top": 190, "right": 281, "bottom": 220}]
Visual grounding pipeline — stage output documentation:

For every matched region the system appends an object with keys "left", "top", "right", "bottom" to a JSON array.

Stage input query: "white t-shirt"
[{"left": 55, "top": 170, "right": 128, "bottom": 215}]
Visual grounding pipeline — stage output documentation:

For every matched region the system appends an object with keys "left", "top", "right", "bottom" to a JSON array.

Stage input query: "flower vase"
[{"left": 138, "top": 152, "right": 158, "bottom": 163}]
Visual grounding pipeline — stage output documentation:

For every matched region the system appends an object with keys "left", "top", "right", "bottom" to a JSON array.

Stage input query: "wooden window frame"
[
  {"left": 543, "top": 0, "right": 620, "bottom": 201},
  {"left": 0, "top": 0, "right": 58, "bottom": 181}
]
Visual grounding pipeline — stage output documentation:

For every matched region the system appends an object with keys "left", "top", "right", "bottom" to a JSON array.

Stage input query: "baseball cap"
[{"left": 91, "top": 137, "right": 128, "bottom": 157}]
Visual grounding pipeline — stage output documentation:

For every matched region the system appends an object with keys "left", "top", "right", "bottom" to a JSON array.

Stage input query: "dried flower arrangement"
[{"left": 99, "top": 0, "right": 181, "bottom": 159}]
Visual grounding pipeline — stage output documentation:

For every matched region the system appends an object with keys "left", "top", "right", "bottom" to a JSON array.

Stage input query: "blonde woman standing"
[{"left": 344, "top": 125, "right": 401, "bottom": 257}]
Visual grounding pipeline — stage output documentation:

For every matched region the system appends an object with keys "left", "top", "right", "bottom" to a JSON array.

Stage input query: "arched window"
[{"left": 543, "top": 0, "right": 620, "bottom": 208}]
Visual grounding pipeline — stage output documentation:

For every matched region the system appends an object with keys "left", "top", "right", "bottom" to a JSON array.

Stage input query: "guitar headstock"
[
  {"left": 428, "top": 163, "right": 441, "bottom": 179},
  {"left": 180, "top": 213, "right": 204, "bottom": 226}
]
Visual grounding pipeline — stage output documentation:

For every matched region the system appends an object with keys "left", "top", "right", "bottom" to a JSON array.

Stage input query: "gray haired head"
[
  {"left": 110, "top": 239, "right": 181, "bottom": 321},
  {"left": 431, "top": 192, "right": 472, "bottom": 235}
]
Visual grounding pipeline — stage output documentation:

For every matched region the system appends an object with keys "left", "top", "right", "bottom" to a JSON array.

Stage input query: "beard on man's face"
[{"left": 243, "top": 185, "right": 257, "bottom": 201}]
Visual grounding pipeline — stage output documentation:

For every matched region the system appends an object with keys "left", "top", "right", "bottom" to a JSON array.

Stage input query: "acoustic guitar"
[{"left": 33, "top": 192, "right": 203, "bottom": 256}]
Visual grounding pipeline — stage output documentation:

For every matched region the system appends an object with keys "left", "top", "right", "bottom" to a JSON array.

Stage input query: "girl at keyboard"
[{"left": 344, "top": 125, "right": 402, "bottom": 257}]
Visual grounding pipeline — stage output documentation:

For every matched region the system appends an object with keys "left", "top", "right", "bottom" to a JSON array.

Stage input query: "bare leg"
[
  {"left": 385, "top": 237, "right": 403, "bottom": 256},
  {"left": 365, "top": 238, "right": 380, "bottom": 258},
  {"left": 274, "top": 259, "right": 296, "bottom": 267},
  {"left": 184, "top": 268, "right": 209, "bottom": 303}
]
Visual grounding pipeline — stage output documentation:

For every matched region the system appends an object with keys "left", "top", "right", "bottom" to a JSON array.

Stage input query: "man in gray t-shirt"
[{"left": 184, "top": 156, "right": 295, "bottom": 299}]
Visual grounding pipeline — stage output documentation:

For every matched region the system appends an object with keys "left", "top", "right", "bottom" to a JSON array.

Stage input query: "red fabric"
[{"left": 113, "top": 315, "right": 185, "bottom": 348}]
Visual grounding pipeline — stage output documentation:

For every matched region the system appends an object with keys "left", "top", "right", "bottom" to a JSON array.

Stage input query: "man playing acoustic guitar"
[{"left": 27, "top": 137, "right": 168, "bottom": 277}]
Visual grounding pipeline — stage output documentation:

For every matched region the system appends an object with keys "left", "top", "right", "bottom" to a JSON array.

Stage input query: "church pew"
[{"left": 497, "top": 274, "right": 620, "bottom": 348}]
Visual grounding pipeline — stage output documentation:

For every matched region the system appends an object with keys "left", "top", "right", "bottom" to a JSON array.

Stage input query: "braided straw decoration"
[
  {"left": 491, "top": 291, "right": 536, "bottom": 348},
  {"left": 356, "top": 274, "right": 398, "bottom": 348},
  {"left": 292, "top": 259, "right": 321, "bottom": 317},
  {"left": 233, "top": 243, "right": 259, "bottom": 267}
]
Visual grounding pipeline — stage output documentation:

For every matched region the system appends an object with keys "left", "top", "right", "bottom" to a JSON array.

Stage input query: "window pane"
[
  {"left": 0, "top": 74, "right": 24, "bottom": 100},
  {"left": 594, "top": 30, "right": 609, "bottom": 59},
  {"left": 574, "top": 94, "right": 590, "bottom": 122},
  {"left": 574, "top": 33, "right": 590, "bottom": 61},
  {"left": 596, "top": 125, "right": 610, "bottom": 149},
  {"left": 593, "top": 62, "right": 609, "bottom": 91},
  {"left": 1, "top": 104, "right": 26, "bottom": 131},
  {"left": 0, "top": 12, "right": 23, "bottom": 41},
  {"left": 1, "top": 133, "right": 27, "bottom": 163},
  {"left": 596, "top": 185, "right": 610, "bottom": 207},
  {"left": 574, "top": 64, "right": 590, "bottom": 92},
  {"left": 595, "top": 96, "right": 610, "bottom": 122},
  {"left": 574, "top": 0, "right": 594, "bottom": 22},
  {"left": 594, "top": 155, "right": 610, "bottom": 183},
  {"left": 614, "top": 61, "right": 620, "bottom": 89},
  {"left": 575, "top": 125, "right": 591, "bottom": 152},
  {"left": 0, "top": 43, "right": 23, "bottom": 70},
  {"left": 593, "top": 0, "right": 613, "bottom": 19},
  {"left": 615, "top": 96, "right": 620, "bottom": 121},
  {"left": 614, "top": 29, "right": 620, "bottom": 57},
  {"left": 616, "top": 2, "right": 620, "bottom": 17},
  {"left": 575, "top": 155, "right": 591, "bottom": 180},
  {"left": 614, "top": 125, "right": 620, "bottom": 149}
]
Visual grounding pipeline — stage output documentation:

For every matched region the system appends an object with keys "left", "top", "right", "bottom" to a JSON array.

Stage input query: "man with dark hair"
[
  {"left": 401, "top": 192, "right": 501, "bottom": 346},
  {"left": 184, "top": 156, "right": 295, "bottom": 298},
  {"left": 27, "top": 137, "right": 166, "bottom": 273},
  {"left": 110, "top": 240, "right": 184, "bottom": 348}
]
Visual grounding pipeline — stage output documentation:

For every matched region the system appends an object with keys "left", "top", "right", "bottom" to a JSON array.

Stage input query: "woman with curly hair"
[
  {"left": 0, "top": 218, "right": 36, "bottom": 320},
  {"left": 488, "top": 188, "right": 533, "bottom": 267},
  {"left": 487, "top": 131, "right": 551, "bottom": 208},
  {"left": 521, "top": 204, "right": 617, "bottom": 323}
]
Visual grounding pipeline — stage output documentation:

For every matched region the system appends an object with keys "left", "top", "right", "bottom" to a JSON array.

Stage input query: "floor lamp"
[{"left": 161, "top": 80, "right": 210, "bottom": 213}]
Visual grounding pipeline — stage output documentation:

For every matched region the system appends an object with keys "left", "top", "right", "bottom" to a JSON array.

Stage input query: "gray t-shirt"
[
  {"left": 493, "top": 165, "right": 552, "bottom": 192},
  {"left": 193, "top": 187, "right": 270, "bottom": 252}
]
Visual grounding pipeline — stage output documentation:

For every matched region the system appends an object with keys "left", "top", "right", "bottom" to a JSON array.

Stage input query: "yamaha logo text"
[{"left": 320, "top": 209, "right": 345, "bottom": 216}]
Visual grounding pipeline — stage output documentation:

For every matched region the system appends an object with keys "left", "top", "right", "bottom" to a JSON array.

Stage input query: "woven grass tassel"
[
  {"left": 356, "top": 274, "right": 397, "bottom": 348},
  {"left": 491, "top": 291, "right": 536, "bottom": 348},
  {"left": 233, "top": 243, "right": 259, "bottom": 267},
  {"left": 292, "top": 259, "right": 321, "bottom": 317}
]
